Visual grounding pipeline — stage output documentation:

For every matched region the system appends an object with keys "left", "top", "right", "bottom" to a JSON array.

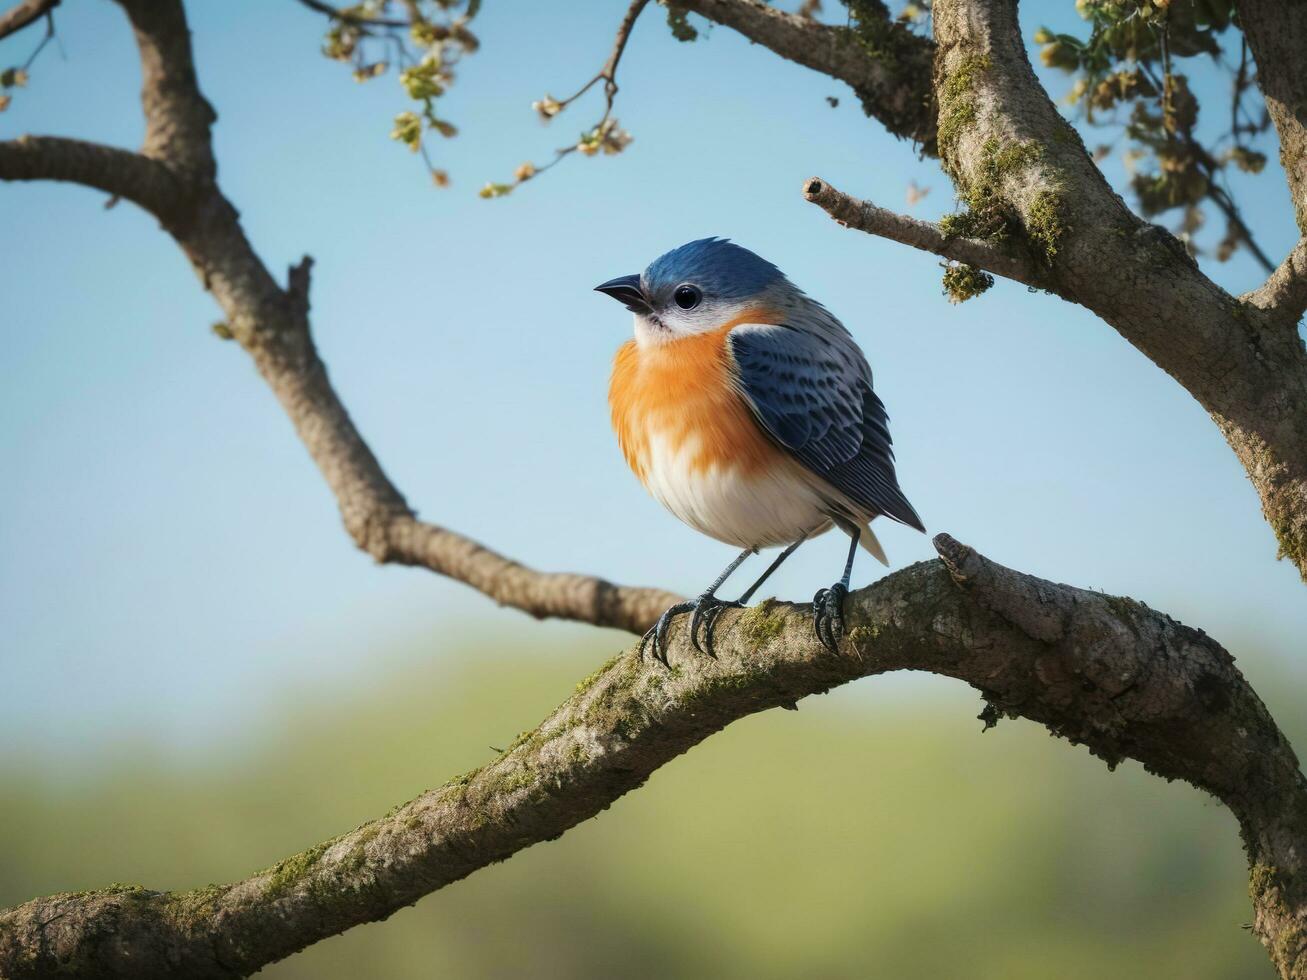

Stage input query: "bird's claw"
[
  {"left": 639, "top": 600, "right": 694, "bottom": 666},
  {"left": 640, "top": 594, "right": 746, "bottom": 665},
  {"left": 812, "top": 582, "right": 848, "bottom": 652},
  {"left": 690, "top": 596, "right": 744, "bottom": 658}
]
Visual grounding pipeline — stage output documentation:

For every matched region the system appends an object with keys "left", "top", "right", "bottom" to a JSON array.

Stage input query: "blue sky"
[{"left": 2, "top": 0, "right": 1304, "bottom": 760}]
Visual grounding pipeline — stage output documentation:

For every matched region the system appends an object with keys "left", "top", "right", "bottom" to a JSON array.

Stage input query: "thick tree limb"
[
  {"left": 1244, "top": 239, "right": 1307, "bottom": 325},
  {"left": 0, "top": 0, "right": 56, "bottom": 42},
  {"left": 802, "top": 175, "right": 1054, "bottom": 293},
  {"left": 673, "top": 0, "right": 936, "bottom": 149},
  {"left": 4, "top": 535, "right": 1301, "bottom": 979},
  {"left": 843, "top": 0, "right": 1307, "bottom": 588},
  {"left": 1235, "top": 0, "right": 1307, "bottom": 236},
  {"left": 113, "top": 0, "right": 216, "bottom": 176},
  {"left": 0, "top": 135, "right": 186, "bottom": 219}
]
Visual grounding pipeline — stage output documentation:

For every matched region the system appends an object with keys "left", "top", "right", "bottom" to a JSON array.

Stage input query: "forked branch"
[{"left": 1244, "top": 238, "right": 1307, "bottom": 325}]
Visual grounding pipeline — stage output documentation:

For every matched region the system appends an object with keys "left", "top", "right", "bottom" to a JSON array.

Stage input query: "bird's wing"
[{"left": 726, "top": 319, "right": 925, "bottom": 532}]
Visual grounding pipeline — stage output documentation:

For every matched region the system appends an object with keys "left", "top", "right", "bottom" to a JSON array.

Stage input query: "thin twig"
[
  {"left": 292, "top": 0, "right": 409, "bottom": 30},
  {"left": 500, "top": 0, "right": 649, "bottom": 192},
  {"left": 19, "top": 7, "right": 53, "bottom": 70}
]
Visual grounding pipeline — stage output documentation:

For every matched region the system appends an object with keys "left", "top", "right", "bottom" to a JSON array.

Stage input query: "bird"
[{"left": 596, "top": 238, "right": 925, "bottom": 663}]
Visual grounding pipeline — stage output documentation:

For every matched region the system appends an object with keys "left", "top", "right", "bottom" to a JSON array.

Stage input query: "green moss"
[
  {"left": 845, "top": 623, "right": 882, "bottom": 649},
  {"left": 165, "top": 883, "right": 229, "bottom": 931},
  {"left": 990, "top": 140, "right": 1041, "bottom": 172},
  {"left": 1025, "top": 189, "right": 1065, "bottom": 264},
  {"left": 497, "top": 767, "right": 536, "bottom": 793},
  {"left": 101, "top": 882, "right": 149, "bottom": 896},
  {"left": 574, "top": 655, "right": 620, "bottom": 696},
  {"left": 841, "top": 0, "right": 918, "bottom": 64},
  {"left": 506, "top": 729, "right": 545, "bottom": 755},
  {"left": 1266, "top": 506, "right": 1307, "bottom": 579},
  {"left": 1274, "top": 922, "right": 1305, "bottom": 965},
  {"left": 565, "top": 739, "right": 589, "bottom": 765},
  {"left": 942, "top": 264, "right": 995, "bottom": 303},
  {"left": 940, "top": 135, "right": 1063, "bottom": 275},
  {"left": 939, "top": 137, "right": 1042, "bottom": 253},
  {"left": 941, "top": 54, "right": 991, "bottom": 103},
  {"left": 262, "top": 839, "right": 332, "bottom": 899},
  {"left": 738, "top": 600, "right": 786, "bottom": 648},
  {"left": 936, "top": 54, "right": 990, "bottom": 164},
  {"left": 1102, "top": 594, "right": 1142, "bottom": 621},
  {"left": 938, "top": 211, "right": 986, "bottom": 240},
  {"left": 1249, "top": 863, "right": 1283, "bottom": 900},
  {"left": 937, "top": 101, "right": 977, "bottom": 165}
]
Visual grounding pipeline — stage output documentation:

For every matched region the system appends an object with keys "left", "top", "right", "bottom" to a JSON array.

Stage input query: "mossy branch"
[
  {"left": 5, "top": 534, "right": 1304, "bottom": 978},
  {"left": 802, "top": 177, "right": 1057, "bottom": 297}
]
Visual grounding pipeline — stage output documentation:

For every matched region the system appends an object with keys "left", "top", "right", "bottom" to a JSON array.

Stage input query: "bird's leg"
[
  {"left": 694, "top": 530, "right": 812, "bottom": 657},
  {"left": 735, "top": 531, "right": 811, "bottom": 606},
  {"left": 813, "top": 531, "right": 859, "bottom": 652},
  {"left": 641, "top": 546, "right": 755, "bottom": 665}
]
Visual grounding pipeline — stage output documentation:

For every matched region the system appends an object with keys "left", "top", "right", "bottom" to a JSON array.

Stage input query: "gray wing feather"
[{"left": 728, "top": 318, "right": 925, "bottom": 532}]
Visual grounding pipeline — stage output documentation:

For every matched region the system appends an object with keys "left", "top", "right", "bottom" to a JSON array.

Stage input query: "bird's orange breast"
[{"left": 608, "top": 316, "right": 784, "bottom": 482}]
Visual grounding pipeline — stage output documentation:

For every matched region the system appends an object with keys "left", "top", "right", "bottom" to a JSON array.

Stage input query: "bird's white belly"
[{"left": 640, "top": 430, "right": 830, "bottom": 548}]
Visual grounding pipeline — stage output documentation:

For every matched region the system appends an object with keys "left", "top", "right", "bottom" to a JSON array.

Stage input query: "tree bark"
[
  {"left": 4, "top": 536, "right": 1302, "bottom": 979},
  {"left": 2, "top": 0, "right": 1307, "bottom": 976},
  {"left": 1235, "top": 0, "right": 1307, "bottom": 236}
]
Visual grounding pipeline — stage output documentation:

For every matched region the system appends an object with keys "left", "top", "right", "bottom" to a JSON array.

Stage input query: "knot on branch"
[{"left": 286, "top": 255, "right": 314, "bottom": 320}]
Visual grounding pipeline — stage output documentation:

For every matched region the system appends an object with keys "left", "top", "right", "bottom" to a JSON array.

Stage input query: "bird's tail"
[{"left": 858, "top": 522, "right": 889, "bottom": 567}]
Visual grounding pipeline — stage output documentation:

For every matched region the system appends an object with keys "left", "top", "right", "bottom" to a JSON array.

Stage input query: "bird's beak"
[{"left": 594, "top": 274, "right": 651, "bottom": 315}]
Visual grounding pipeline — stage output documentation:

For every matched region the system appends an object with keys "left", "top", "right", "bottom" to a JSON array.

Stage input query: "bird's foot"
[
  {"left": 812, "top": 582, "right": 848, "bottom": 652},
  {"left": 690, "top": 596, "right": 745, "bottom": 658},
  {"left": 639, "top": 600, "right": 695, "bottom": 666},
  {"left": 640, "top": 594, "right": 747, "bottom": 665}
]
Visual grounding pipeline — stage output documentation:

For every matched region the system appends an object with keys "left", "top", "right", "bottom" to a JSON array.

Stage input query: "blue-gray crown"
[{"left": 643, "top": 238, "right": 785, "bottom": 301}]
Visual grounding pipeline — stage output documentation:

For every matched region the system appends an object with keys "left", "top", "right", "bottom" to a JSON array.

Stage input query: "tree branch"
[
  {"left": 3, "top": 535, "right": 1302, "bottom": 978},
  {"left": 673, "top": 0, "right": 936, "bottom": 149},
  {"left": 921, "top": 0, "right": 1307, "bottom": 587},
  {"left": 6, "top": 3, "right": 1307, "bottom": 976},
  {"left": 0, "top": 0, "right": 56, "bottom": 42},
  {"left": 111, "top": 0, "right": 217, "bottom": 176},
  {"left": 292, "top": 0, "right": 411, "bottom": 30},
  {"left": 0, "top": 135, "right": 186, "bottom": 220},
  {"left": 0, "top": 2, "right": 677, "bottom": 637},
  {"left": 1243, "top": 238, "right": 1307, "bottom": 325},
  {"left": 1235, "top": 0, "right": 1307, "bottom": 235},
  {"left": 802, "top": 175, "right": 1055, "bottom": 294},
  {"left": 223, "top": 253, "right": 681, "bottom": 635}
]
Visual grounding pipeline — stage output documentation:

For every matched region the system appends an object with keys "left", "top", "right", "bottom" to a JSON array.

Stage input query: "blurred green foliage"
[{"left": 0, "top": 634, "right": 1281, "bottom": 978}]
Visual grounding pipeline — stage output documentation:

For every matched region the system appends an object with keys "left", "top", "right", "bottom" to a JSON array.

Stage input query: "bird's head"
[{"left": 596, "top": 238, "right": 789, "bottom": 345}]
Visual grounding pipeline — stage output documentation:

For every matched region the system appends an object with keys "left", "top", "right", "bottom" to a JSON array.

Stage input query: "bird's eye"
[{"left": 673, "top": 284, "right": 702, "bottom": 310}]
